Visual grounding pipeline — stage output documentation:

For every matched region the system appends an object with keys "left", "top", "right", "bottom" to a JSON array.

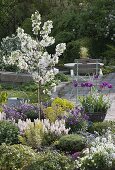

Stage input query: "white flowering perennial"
[
  {"left": 41, "top": 119, "right": 70, "bottom": 136},
  {"left": 3, "top": 11, "right": 66, "bottom": 94},
  {"left": 0, "top": 112, "right": 6, "bottom": 120},
  {"left": 17, "top": 118, "right": 70, "bottom": 136},
  {"left": 17, "top": 119, "right": 32, "bottom": 133},
  {"left": 75, "top": 130, "right": 115, "bottom": 170}
]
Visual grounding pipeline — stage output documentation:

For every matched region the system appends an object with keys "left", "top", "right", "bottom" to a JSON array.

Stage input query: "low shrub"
[
  {"left": 0, "top": 91, "right": 8, "bottom": 104},
  {"left": 20, "top": 82, "right": 38, "bottom": 91},
  {"left": 18, "top": 118, "right": 70, "bottom": 147},
  {"left": 27, "top": 150, "right": 75, "bottom": 170},
  {"left": 0, "top": 143, "right": 37, "bottom": 170},
  {"left": 0, "top": 120, "right": 19, "bottom": 144},
  {"left": 0, "top": 83, "right": 14, "bottom": 90},
  {"left": 44, "top": 97, "right": 74, "bottom": 122},
  {"left": 42, "top": 132, "right": 58, "bottom": 146},
  {"left": 75, "top": 131, "right": 115, "bottom": 170},
  {"left": 42, "top": 119, "right": 70, "bottom": 146},
  {"left": 25, "top": 109, "right": 39, "bottom": 121},
  {"left": 76, "top": 151, "right": 114, "bottom": 170},
  {"left": 65, "top": 107, "right": 88, "bottom": 133},
  {"left": 102, "top": 66, "right": 115, "bottom": 75},
  {"left": 19, "top": 119, "right": 44, "bottom": 149},
  {"left": 88, "top": 121, "right": 115, "bottom": 135},
  {"left": 3, "top": 104, "right": 39, "bottom": 121},
  {"left": 55, "top": 73, "right": 69, "bottom": 82},
  {"left": 79, "top": 91, "right": 110, "bottom": 113},
  {"left": 56, "top": 134, "right": 86, "bottom": 152}
]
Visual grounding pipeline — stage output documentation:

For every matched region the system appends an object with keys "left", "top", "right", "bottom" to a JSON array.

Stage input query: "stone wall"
[{"left": 0, "top": 71, "right": 33, "bottom": 83}]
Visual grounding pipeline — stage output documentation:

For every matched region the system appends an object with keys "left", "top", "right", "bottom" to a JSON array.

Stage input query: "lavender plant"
[
  {"left": 65, "top": 107, "right": 89, "bottom": 133},
  {"left": 3, "top": 104, "right": 39, "bottom": 122}
]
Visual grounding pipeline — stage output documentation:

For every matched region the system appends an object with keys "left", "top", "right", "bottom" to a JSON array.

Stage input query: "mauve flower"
[
  {"left": 85, "top": 82, "right": 93, "bottom": 87},
  {"left": 83, "top": 114, "right": 89, "bottom": 120},
  {"left": 81, "top": 82, "right": 86, "bottom": 87},
  {"left": 108, "top": 84, "right": 112, "bottom": 88},
  {"left": 88, "top": 83, "right": 93, "bottom": 87},
  {"left": 73, "top": 80, "right": 78, "bottom": 87},
  {"left": 100, "top": 84, "right": 104, "bottom": 89},
  {"left": 102, "top": 81, "right": 109, "bottom": 87},
  {"left": 71, "top": 107, "right": 80, "bottom": 115},
  {"left": 3, "top": 104, "right": 39, "bottom": 121},
  {"left": 94, "top": 74, "right": 99, "bottom": 79},
  {"left": 65, "top": 107, "right": 88, "bottom": 133}
]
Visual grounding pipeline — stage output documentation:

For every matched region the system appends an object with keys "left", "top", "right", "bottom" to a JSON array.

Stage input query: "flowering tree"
[{"left": 3, "top": 11, "right": 66, "bottom": 118}]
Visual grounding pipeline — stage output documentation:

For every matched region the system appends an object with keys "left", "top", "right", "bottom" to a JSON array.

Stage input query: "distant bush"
[
  {"left": 63, "top": 37, "right": 92, "bottom": 62},
  {"left": 55, "top": 73, "right": 69, "bottom": 82},
  {"left": 20, "top": 82, "right": 38, "bottom": 91},
  {"left": 102, "top": 66, "right": 115, "bottom": 75},
  {"left": 55, "top": 31, "right": 75, "bottom": 44}
]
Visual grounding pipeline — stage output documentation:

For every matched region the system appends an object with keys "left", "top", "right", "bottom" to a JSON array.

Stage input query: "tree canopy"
[{"left": 0, "top": 0, "right": 115, "bottom": 63}]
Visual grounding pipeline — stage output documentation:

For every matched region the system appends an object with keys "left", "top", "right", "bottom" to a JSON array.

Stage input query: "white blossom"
[
  {"left": 76, "top": 130, "right": 115, "bottom": 169},
  {"left": 31, "top": 11, "right": 41, "bottom": 35},
  {"left": 42, "top": 119, "right": 70, "bottom": 136},
  {"left": 3, "top": 11, "right": 66, "bottom": 95},
  {"left": 0, "top": 112, "right": 6, "bottom": 120},
  {"left": 56, "top": 43, "right": 66, "bottom": 56},
  {"left": 17, "top": 118, "right": 70, "bottom": 136},
  {"left": 17, "top": 119, "right": 32, "bottom": 132},
  {"left": 40, "top": 20, "right": 53, "bottom": 36}
]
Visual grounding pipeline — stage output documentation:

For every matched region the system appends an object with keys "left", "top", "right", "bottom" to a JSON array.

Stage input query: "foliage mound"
[
  {"left": 0, "top": 120, "right": 19, "bottom": 144},
  {"left": 65, "top": 107, "right": 88, "bottom": 133},
  {"left": 44, "top": 97, "right": 74, "bottom": 122},
  {"left": 56, "top": 134, "right": 86, "bottom": 152},
  {"left": 88, "top": 121, "right": 115, "bottom": 135},
  {"left": 0, "top": 143, "right": 37, "bottom": 170},
  {"left": 27, "top": 150, "right": 74, "bottom": 170},
  {"left": 19, "top": 120, "right": 44, "bottom": 149}
]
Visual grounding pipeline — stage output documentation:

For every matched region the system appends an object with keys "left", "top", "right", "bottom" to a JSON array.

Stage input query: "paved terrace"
[
  {"left": 104, "top": 73, "right": 115, "bottom": 120},
  {"left": 53, "top": 73, "right": 115, "bottom": 121}
]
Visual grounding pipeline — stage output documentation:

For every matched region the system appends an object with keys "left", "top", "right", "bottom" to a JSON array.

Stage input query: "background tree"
[{"left": 0, "top": 0, "right": 115, "bottom": 66}]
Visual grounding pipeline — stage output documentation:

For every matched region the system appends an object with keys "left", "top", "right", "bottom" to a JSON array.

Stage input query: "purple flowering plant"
[
  {"left": 73, "top": 80, "right": 94, "bottom": 88},
  {"left": 3, "top": 104, "right": 39, "bottom": 122},
  {"left": 94, "top": 74, "right": 99, "bottom": 79},
  {"left": 73, "top": 80, "right": 78, "bottom": 87},
  {"left": 65, "top": 107, "right": 89, "bottom": 133},
  {"left": 100, "top": 81, "right": 112, "bottom": 89},
  {"left": 73, "top": 79, "right": 112, "bottom": 89}
]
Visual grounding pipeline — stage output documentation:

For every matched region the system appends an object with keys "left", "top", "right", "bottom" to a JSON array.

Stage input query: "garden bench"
[
  {"left": 73, "top": 63, "right": 100, "bottom": 76},
  {"left": 74, "top": 58, "right": 101, "bottom": 63}
]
